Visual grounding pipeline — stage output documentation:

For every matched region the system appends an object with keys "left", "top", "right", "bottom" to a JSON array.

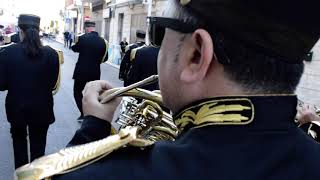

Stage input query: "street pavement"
[
  {"left": 0, "top": 39, "right": 319, "bottom": 179},
  {"left": 0, "top": 40, "right": 123, "bottom": 180}
]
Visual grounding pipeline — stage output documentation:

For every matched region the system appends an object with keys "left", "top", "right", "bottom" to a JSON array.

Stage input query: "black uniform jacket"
[
  {"left": 119, "top": 41, "right": 144, "bottom": 83},
  {"left": 0, "top": 43, "right": 59, "bottom": 124},
  {"left": 55, "top": 95, "right": 320, "bottom": 180},
  {"left": 126, "top": 46, "right": 159, "bottom": 90},
  {"left": 72, "top": 31, "right": 108, "bottom": 81}
]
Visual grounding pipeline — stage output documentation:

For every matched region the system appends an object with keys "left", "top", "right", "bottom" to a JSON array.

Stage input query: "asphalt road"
[{"left": 0, "top": 40, "right": 123, "bottom": 180}]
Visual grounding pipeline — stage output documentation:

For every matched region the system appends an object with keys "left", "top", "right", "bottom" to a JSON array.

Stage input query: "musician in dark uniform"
[
  {"left": 119, "top": 37, "right": 128, "bottom": 56},
  {"left": 71, "top": 21, "right": 108, "bottom": 120},
  {"left": 119, "top": 30, "right": 145, "bottom": 86},
  {"left": 126, "top": 46, "right": 160, "bottom": 90},
  {"left": 15, "top": 0, "right": 320, "bottom": 179},
  {"left": 0, "top": 14, "right": 60, "bottom": 169}
]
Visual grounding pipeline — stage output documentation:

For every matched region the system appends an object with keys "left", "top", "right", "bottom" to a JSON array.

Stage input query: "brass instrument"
[
  {"left": 15, "top": 75, "right": 178, "bottom": 180},
  {"left": 100, "top": 75, "right": 178, "bottom": 141}
]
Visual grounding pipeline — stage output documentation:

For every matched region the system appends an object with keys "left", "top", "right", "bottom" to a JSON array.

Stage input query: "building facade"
[
  {"left": 64, "top": 0, "right": 92, "bottom": 35},
  {"left": 85, "top": 0, "right": 167, "bottom": 65}
]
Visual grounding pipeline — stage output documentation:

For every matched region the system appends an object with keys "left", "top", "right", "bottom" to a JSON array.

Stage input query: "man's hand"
[
  {"left": 82, "top": 80, "right": 121, "bottom": 122},
  {"left": 296, "top": 104, "right": 320, "bottom": 125}
]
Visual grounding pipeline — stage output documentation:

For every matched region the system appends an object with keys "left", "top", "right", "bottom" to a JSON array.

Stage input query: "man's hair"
[{"left": 170, "top": 0, "right": 304, "bottom": 94}]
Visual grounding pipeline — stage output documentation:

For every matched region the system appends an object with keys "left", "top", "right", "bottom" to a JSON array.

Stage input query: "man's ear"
[{"left": 180, "top": 29, "right": 214, "bottom": 83}]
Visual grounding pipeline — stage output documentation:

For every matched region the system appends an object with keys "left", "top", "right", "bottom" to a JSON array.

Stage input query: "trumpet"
[
  {"left": 15, "top": 75, "right": 178, "bottom": 180},
  {"left": 99, "top": 75, "right": 178, "bottom": 141}
]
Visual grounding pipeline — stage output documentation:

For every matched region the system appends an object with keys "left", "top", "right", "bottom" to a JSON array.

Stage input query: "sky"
[{"left": 0, "top": 0, "right": 65, "bottom": 27}]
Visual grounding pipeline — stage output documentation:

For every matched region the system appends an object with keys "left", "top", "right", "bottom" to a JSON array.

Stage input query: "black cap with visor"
[
  {"left": 148, "top": 0, "right": 320, "bottom": 64},
  {"left": 18, "top": 14, "right": 40, "bottom": 28}
]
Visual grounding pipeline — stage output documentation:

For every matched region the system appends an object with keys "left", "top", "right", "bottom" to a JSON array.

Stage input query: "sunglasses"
[
  {"left": 147, "top": 16, "right": 199, "bottom": 47},
  {"left": 148, "top": 16, "right": 231, "bottom": 64}
]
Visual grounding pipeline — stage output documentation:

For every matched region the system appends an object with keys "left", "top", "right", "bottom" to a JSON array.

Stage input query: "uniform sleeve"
[
  {"left": 119, "top": 48, "right": 132, "bottom": 80},
  {"left": 71, "top": 37, "right": 82, "bottom": 52},
  {"left": 0, "top": 49, "right": 8, "bottom": 91},
  {"left": 67, "top": 116, "right": 112, "bottom": 147}
]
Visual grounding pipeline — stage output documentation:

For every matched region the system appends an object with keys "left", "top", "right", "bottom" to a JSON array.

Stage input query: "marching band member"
[{"left": 0, "top": 14, "right": 60, "bottom": 169}]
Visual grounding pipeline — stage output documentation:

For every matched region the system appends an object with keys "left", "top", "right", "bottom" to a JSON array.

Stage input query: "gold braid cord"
[
  {"left": 52, "top": 49, "right": 64, "bottom": 95},
  {"left": 15, "top": 126, "right": 154, "bottom": 180},
  {"left": 101, "top": 39, "right": 109, "bottom": 64}
]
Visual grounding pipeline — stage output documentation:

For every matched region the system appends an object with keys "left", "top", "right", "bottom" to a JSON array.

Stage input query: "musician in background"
[
  {"left": 118, "top": 30, "right": 145, "bottom": 86},
  {"left": 0, "top": 14, "right": 60, "bottom": 169},
  {"left": 119, "top": 37, "right": 128, "bottom": 57},
  {"left": 125, "top": 46, "right": 160, "bottom": 91},
  {"left": 71, "top": 21, "right": 108, "bottom": 121}
]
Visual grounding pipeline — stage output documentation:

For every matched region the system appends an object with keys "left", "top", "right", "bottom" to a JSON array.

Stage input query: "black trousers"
[
  {"left": 73, "top": 79, "right": 88, "bottom": 117},
  {"left": 10, "top": 123, "right": 49, "bottom": 169},
  {"left": 64, "top": 39, "right": 68, "bottom": 48},
  {"left": 69, "top": 39, "right": 73, "bottom": 49}
]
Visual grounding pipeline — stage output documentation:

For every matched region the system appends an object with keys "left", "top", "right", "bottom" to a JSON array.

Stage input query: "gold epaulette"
[
  {"left": 124, "top": 44, "right": 132, "bottom": 53},
  {"left": 15, "top": 126, "right": 154, "bottom": 180},
  {"left": 130, "top": 45, "right": 146, "bottom": 62},
  {"left": 52, "top": 48, "right": 64, "bottom": 95},
  {"left": 101, "top": 38, "right": 109, "bottom": 64}
]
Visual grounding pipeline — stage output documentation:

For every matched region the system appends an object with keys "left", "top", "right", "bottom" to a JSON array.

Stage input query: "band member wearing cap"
[
  {"left": 71, "top": 21, "right": 108, "bottom": 121},
  {"left": 125, "top": 46, "right": 160, "bottom": 90},
  {"left": 17, "top": 0, "right": 320, "bottom": 179},
  {"left": 119, "top": 37, "right": 128, "bottom": 56},
  {"left": 118, "top": 30, "right": 146, "bottom": 86},
  {"left": 0, "top": 14, "right": 60, "bottom": 169}
]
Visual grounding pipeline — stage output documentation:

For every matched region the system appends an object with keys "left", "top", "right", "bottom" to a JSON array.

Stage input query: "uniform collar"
[{"left": 173, "top": 95, "right": 298, "bottom": 132}]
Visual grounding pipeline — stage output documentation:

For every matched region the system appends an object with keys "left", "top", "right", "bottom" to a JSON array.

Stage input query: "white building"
[
  {"left": 89, "top": 0, "right": 167, "bottom": 43},
  {"left": 85, "top": 0, "right": 167, "bottom": 65},
  {"left": 65, "top": 0, "right": 91, "bottom": 34}
]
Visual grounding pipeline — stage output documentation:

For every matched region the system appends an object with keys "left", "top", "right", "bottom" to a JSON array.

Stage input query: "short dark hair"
[{"left": 171, "top": 0, "right": 304, "bottom": 94}]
